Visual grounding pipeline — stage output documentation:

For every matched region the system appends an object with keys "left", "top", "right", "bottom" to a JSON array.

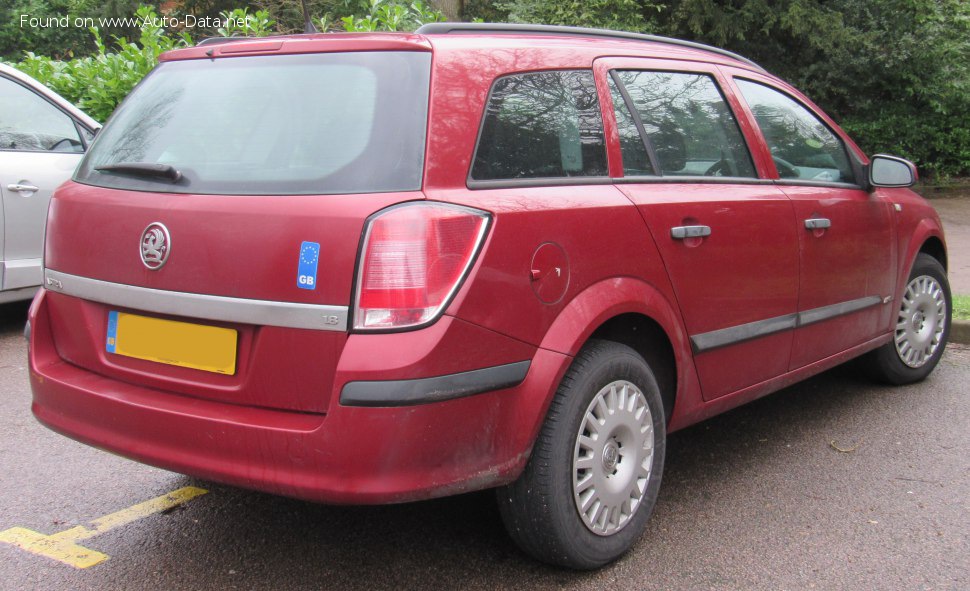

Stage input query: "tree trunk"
[{"left": 433, "top": 0, "right": 463, "bottom": 21}]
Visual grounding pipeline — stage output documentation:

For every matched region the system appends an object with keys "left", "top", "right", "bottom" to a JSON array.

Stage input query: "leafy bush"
[
  {"left": 499, "top": 0, "right": 970, "bottom": 177},
  {"left": 252, "top": 0, "right": 442, "bottom": 33},
  {"left": 173, "top": 0, "right": 261, "bottom": 37},
  {"left": 12, "top": 0, "right": 966, "bottom": 177},
  {"left": 821, "top": 0, "right": 970, "bottom": 178},
  {"left": 8, "top": 1, "right": 443, "bottom": 121},
  {"left": 637, "top": 0, "right": 970, "bottom": 177},
  {"left": 497, "top": 0, "right": 660, "bottom": 32},
  {"left": 13, "top": 5, "right": 189, "bottom": 121},
  {"left": 341, "top": 0, "right": 444, "bottom": 32},
  {"left": 461, "top": 0, "right": 508, "bottom": 22},
  {"left": 216, "top": 7, "right": 275, "bottom": 37},
  {"left": 0, "top": 0, "right": 163, "bottom": 60},
  {"left": 1, "top": 0, "right": 93, "bottom": 60},
  {"left": 253, "top": 0, "right": 343, "bottom": 33}
]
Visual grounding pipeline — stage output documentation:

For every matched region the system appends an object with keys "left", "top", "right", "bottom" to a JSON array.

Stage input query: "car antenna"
[{"left": 300, "top": 0, "right": 319, "bottom": 33}]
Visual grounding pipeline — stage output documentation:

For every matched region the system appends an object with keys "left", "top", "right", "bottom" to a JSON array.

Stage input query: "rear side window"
[
  {"left": 76, "top": 52, "right": 431, "bottom": 195},
  {"left": 614, "top": 71, "right": 756, "bottom": 178},
  {"left": 471, "top": 70, "right": 607, "bottom": 181},
  {"left": 608, "top": 75, "right": 653, "bottom": 176},
  {"left": 735, "top": 79, "right": 855, "bottom": 184}
]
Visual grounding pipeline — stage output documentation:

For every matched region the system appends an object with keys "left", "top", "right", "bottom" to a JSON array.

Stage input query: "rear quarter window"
[{"left": 470, "top": 70, "right": 608, "bottom": 182}]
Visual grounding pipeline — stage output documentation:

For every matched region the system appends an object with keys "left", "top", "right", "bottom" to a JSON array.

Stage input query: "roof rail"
[{"left": 415, "top": 22, "right": 764, "bottom": 71}]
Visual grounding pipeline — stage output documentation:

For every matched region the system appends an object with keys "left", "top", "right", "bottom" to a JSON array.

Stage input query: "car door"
[
  {"left": 728, "top": 72, "right": 896, "bottom": 369},
  {"left": 0, "top": 73, "right": 89, "bottom": 293},
  {"left": 596, "top": 58, "right": 799, "bottom": 401}
]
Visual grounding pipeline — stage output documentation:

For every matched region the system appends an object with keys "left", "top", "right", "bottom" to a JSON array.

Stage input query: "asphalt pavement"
[
  {"left": 925, "top": 193, "right": 970, "bottom": 295},
  {"left": 921, "top": 194, "right": 970, "bottom": 344},
  {"left": 1, "top": 300, "right": 967, "bottom": 591}
]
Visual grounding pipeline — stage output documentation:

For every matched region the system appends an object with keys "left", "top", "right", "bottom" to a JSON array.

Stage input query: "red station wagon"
[{"left": 28, "top": 23, "right": 951, "bottom": 568}]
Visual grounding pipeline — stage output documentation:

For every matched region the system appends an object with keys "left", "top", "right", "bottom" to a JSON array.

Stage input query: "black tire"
[
  {"left": 496, "top": 339, "right": 666, "bottom": 569},
  {"left": 862, "top": 253, "right": 951, "bottom": 385}
]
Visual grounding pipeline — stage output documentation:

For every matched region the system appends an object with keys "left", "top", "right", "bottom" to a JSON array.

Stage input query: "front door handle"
[
  {"left": 671, "top": 225, "right": 712, "bottom": 239},
  {"left": 804, "top": 218, "right": 831, "bottom": 230},
  {"left": 7, "top": 183, "right": 40, "bottom": 194}
]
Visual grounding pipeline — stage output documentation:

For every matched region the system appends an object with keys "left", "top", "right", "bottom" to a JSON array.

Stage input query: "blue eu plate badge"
[
  {"left": 297, "top": 241, "right": 320, "bottom": 290},
  {"left": 106, "top": 310, "right": 119, "bottom": 353}
]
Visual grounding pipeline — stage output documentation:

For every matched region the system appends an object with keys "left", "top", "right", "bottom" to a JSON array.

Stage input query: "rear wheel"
[
  {"left": 497, "top": 340, "right": 666, "bottom": 569},
  {"left": 862, "top": 253, "right": 951, "bottom": 384}
]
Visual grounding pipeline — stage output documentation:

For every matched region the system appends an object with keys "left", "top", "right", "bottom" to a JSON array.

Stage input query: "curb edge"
[{"left": 952, "top": 319, "right": 970, "bottom": 345}]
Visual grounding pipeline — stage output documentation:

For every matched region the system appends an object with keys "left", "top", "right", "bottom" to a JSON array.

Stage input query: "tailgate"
[{"left": 43, "top": 182, "right": 418, "bottom": 413}]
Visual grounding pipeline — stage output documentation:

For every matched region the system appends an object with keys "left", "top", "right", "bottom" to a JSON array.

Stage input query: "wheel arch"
[
  {"left": 918, "top": 235, "right": 947, "bottom": 271},
  {"left": 538, "top": 277, "right": 693, "bottom": 425},
  {"left": 588, "top": 314, "right": 677, "bottom": 423},
  {"left": 895, "top": 220, "right": 947, "bottom": 302}
]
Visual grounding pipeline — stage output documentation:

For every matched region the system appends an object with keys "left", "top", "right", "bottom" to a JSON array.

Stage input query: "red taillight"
[{"left": 354, "top": 202, "right": 490, "bottom": 330}]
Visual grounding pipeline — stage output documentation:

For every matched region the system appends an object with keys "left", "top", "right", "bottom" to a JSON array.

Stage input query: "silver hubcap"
[
  {"left": 573, "top": 380, "right": 654, "bottom": 536},
  {"left": 895, "top": 275, "right": 946, "bottom": 368}
]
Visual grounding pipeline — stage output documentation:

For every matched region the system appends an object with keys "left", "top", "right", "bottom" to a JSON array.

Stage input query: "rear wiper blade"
[{"left": 95, "top": 162, "right": 182, "bottom": 182}]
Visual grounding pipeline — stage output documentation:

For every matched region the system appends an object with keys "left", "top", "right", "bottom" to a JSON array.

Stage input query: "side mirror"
[{"left": 869, "top": 154, "right": 917, "bottom": 188}]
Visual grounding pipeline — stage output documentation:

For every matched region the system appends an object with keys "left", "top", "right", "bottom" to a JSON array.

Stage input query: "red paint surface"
[{"left": 616, "top": 182, "right": 799, "bottom": 400}]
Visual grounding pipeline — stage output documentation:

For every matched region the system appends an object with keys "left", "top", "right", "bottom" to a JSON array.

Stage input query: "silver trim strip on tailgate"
[{"left": 43, "top": 269, "right": 348, "bottom": 331}]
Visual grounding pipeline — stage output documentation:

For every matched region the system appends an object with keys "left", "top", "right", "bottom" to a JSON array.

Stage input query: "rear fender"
[{"left": 537, "top": 277, "right": 701, "bottom": 431}]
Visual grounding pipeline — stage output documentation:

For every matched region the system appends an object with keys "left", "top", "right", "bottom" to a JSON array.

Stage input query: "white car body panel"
[{"left": 0, "top": 63, "right": 100, "bottom": 302}]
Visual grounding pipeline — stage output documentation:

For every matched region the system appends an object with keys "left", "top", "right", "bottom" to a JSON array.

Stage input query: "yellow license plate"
[{"left": 106, "top": 311, "right": 238, "bottom": 375}]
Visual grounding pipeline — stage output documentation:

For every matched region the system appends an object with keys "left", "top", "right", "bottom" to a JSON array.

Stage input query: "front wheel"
[
  {"left": 497, "top": 340, "right": 666, "bottom": 569},
  {"left": 862, "top": 253, "right": 951, "bottom": 384}
]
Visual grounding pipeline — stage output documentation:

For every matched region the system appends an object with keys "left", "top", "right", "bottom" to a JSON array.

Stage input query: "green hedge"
[
  {"left": 13, "top": 7, "right": 189, "bottom": 122},
  {"left": 7, "top": 1, "right": 442, "bottom": 122},
  {"left": 8, "top": 0, "right": 969, "bottom": 177},
  {"left": 485, "top": 0, "right": 970, "bottom": 178}
]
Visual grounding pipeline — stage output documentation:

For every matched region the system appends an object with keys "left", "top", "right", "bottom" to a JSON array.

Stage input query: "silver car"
[{"left": 0, "top": 63, "right": 100, "bottom": 304}]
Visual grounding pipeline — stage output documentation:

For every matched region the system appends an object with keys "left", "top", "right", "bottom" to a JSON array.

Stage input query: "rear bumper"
[
  {"left": 340, "top": 361, "right": 531, "bottom": 406},
  {"left": 28, "top": 289, "right": 570, "bottom": 504}
]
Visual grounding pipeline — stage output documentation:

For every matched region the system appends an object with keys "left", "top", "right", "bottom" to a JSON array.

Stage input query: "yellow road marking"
[{"left": 0, "top": 486, "right": 207, "bottom": 568}]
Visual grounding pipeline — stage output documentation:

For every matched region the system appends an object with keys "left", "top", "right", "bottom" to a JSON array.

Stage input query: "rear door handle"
[
  {"left": 804, "top": 218, "right": 831, "bottom": 230},
  {"left": 670, "top": 225, "right": 711, "bottom": 239},
  {"left": 7, "top": 183, "right": 39, "bottom": 194}
]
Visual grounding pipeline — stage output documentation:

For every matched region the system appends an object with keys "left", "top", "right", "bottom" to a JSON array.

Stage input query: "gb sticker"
[{"left": 297, "top": 241, "right": 320, "bottom": 290}]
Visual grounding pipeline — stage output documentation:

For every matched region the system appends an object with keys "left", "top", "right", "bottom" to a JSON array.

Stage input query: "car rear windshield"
[{"left": 75, "top": 51, "right": 431, "bottom": 195}]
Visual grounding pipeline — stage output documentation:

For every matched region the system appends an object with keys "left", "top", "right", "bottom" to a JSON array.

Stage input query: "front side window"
[
  {"left": 0, "top": 76, "right": 83, "bottom": 153},
  {"left": 76, "top": 51, "right": 431, "bottom": 195},
  {"left": 735, "top": 79, "right": 855, "bottom": 184},
  {"left": 614, "top": 70, "right": 756, "bottom": 178},
  {"left": 471, "top": 70, "right": 607, "bottom": 181}
]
